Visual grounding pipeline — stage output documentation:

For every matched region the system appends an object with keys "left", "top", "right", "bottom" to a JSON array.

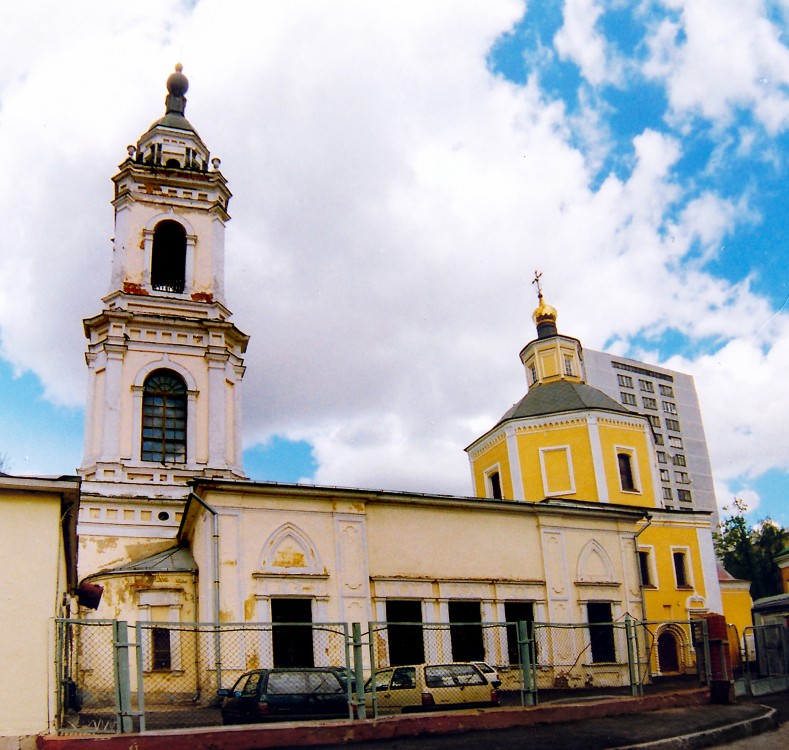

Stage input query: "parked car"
[
  {"left": 218, "top": 667, "right": 353, "bottom": 724},
  {"left": 365, "top": 662, "right": 500, "bottom": 715},
  {"left": 473, "top": 661, "right": 501, "bottom": 687}
]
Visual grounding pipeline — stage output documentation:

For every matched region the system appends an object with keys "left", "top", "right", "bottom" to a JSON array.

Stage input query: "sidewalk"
[{"left": 38, "top": 689, "right": 785, "bottom": 750}]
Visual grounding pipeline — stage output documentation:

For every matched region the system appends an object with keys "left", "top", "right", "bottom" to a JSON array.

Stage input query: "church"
[{"left": 69, "top": 67, "right": 752, "bottom": 697}]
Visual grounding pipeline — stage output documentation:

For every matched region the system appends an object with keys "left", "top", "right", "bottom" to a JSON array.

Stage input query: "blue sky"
[{"left": 0, "top": 1, "right": 788, "bottom": 525}]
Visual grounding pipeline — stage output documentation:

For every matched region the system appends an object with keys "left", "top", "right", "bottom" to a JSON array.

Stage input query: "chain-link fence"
[
  {"left": 57, "top": 619, "right": 119, "bottom": 733},
  {"left": 58, "top": 616, "right": 722, "bottom": 731},
  {"left": 57, "top": 619, "right": 351, "bottom": 733},
  {"left": 364, "top": 617, "right": 697, "bottom": 717}
]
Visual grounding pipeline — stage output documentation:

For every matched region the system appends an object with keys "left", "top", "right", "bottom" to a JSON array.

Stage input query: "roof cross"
[{"left": 532, "top": 269, "right": 543, "bottom": 299}]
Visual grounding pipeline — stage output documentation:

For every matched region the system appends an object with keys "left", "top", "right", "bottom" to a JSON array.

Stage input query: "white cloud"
[
  {"left": 645, "top": 0, "right": 789, "bottom": 132},
  {"left": 554, "top": 0, "right": 623, "bottom": 85},
  {"left": 0, "top": 0, "right": 787, "bottom": 511}
]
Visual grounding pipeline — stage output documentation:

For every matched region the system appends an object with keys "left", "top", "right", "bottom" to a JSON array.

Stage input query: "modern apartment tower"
[{"left": 584, "top": 349, "right": 718, "bottom": 520}]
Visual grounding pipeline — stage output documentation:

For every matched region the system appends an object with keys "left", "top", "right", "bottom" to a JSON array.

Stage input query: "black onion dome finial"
[{"left": 165, "top": 63, "right": 189, "bottom": 115}]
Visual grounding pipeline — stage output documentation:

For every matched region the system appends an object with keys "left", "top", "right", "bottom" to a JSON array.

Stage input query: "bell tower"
[{"left": 80, "top": 65, "right": 248, "bottom": 509}]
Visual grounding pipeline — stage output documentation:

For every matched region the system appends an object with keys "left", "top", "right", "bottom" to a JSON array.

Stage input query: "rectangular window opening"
[
  {"left": 152, "top": 627, "right": 171, "bottom": 671},
  {"left": 673, "top": 552, "right": 689, "bottom": 588},
  {"left": 638, "top": 551, "right": 652, "bottom": 587}
]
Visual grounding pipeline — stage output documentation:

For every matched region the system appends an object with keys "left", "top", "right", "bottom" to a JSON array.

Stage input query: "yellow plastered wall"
[
  {"left": 720, "top": 585, "right": 753, "bottom": 642},
  {"left": 0, "top": 492, "right": 64, "bottom": 737},
  {"left": 366, "top": 503, "right": 542, "bottom": 580},
  {"left": 639, "top": 522, "right": 707, "bottom": 622}
]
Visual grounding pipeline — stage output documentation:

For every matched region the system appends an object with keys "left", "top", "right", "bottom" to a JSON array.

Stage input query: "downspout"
[
  {"left": 634, "top": 514, "right": 653, "bottom": 621},
  {"left": 188, "top": 492, "right": 222, "bottom": 690},
  {"left": 631, "top": 514, "right": 653, "bottom": 694}
]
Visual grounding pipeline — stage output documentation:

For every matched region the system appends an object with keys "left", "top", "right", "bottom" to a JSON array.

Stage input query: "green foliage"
[{"left": 713, "top": 498, "right": 788, "bottom": 601}]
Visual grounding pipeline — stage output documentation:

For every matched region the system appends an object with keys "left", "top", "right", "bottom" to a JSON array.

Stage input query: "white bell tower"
[{"left": 80, "top": 65, "right": 248, "bottom": 511}]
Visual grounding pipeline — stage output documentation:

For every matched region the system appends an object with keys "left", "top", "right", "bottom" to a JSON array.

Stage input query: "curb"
[
  {"left": 610, "top": 705, "right": 779, "bottom": 750},
  {"left": 38, "top": 690, "right": 713, "bottom": 750}
]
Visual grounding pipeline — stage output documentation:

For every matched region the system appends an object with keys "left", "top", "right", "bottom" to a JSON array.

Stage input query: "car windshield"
[{"left": 266, "top": 671, "right": 343, "bottom": 695}]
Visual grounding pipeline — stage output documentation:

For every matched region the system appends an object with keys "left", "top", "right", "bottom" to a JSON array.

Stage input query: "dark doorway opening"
[
  {"left": 505, "top": 601, "right": 535, "bottom": 665},
  {"left": 657, "top": 631, "right": 680, "bottom": 673},
  {"left": 271, "top": 598, "right": 314, "bottom": 667},
  {"left": 448, "top": 601, "right": 484, "bottom": 662},
  {"left": 386, "top": 600, "right": 425, "bottom": 665},
  {"left": 587, "top": 602, "right": 616, "bottom": 663}
]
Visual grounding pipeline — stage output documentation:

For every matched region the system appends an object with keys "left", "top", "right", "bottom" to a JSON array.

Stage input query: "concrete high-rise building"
[{"left": 584, "top": 350, "right": 718, "bottom": 521}]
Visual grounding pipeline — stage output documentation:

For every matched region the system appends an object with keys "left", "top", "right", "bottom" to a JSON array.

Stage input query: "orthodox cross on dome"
[
  {"left": 530, "top": 269, "right": 558, "bottom": 338},
  {"left": 532, "top": 269, "right": 544, "bottom": 300}
]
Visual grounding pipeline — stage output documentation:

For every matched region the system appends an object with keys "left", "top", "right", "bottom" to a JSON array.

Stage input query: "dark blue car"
[{"left": 218, "top": 667, "right": 354, "bottom": 724}]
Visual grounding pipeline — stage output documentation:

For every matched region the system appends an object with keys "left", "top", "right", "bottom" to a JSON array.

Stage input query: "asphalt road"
[{"left": 271, "top": 692, "right": 789, "bottom": 750}]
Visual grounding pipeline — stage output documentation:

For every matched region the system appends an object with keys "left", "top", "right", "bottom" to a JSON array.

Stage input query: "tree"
[{"left": 713, "top": 498, "right": 788, "bottom": 601}]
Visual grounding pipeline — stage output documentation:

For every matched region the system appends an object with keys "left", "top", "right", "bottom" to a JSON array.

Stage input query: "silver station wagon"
[{"left": 365, "top": 662, "right": 500, "bottom": 715}]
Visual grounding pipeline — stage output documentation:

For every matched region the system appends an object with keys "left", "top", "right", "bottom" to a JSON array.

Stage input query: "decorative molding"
[{"left": 259, "top": 522, "right": 324, "bottom": 575}]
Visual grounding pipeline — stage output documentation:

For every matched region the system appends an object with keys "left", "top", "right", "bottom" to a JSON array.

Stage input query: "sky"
[{"left": 1, "top": 1, "right": 788, "bottom": 526}]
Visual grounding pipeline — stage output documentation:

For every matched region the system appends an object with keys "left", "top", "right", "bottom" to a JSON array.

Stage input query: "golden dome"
[{"left": 532, "top": 292, "right": 557, "bottom": 326}]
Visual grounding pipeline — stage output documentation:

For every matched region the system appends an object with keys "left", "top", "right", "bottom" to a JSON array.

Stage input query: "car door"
[
  {"left": 365, "top": 668, "right": 394, "bottom": 714},
  {"left": 382, "top": 666, "right": 419, "bottom": 713},
  {"left": 234, "top": 671, "right": 265, "bottom": 723}
]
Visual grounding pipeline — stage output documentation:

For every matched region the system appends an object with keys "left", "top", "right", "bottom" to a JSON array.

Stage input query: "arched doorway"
[{"left": 657, "top": 630, "right": 680, "bottom": 673}]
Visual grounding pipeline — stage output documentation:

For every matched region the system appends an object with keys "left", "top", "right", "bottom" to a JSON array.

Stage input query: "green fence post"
[
  {"left": 352, "top": 622, "right": 366, "bottom": 720},
  {"left": 134, "top": 622, "right": 146, "bottom": 733},
  {"left": 518, "top": 620, "right": 535, "bottom": 706},
  {"left": 113, "top": 621, "right": 133, "bottom": 733},
  {"left": 625, "top": 615, "right": 639, "bottom": 697}
]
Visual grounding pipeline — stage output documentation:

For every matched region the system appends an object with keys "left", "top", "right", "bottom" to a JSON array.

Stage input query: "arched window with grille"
[
  {"left": 151, "top": 220, "right": 186, "bottom": 293},
  {"left": 142, "top": 370, "right": 187, "bottom": 463}
]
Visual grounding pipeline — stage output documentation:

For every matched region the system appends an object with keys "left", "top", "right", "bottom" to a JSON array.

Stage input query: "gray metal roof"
[
  {"left": 92, "top": 545, "right": 197, "bottom": 577},
  {"left": 147, "top": 112, "right": 197, "bottom": 134},
  {"left": 497, "top": 380, "right": 632, "bottom": 426}
]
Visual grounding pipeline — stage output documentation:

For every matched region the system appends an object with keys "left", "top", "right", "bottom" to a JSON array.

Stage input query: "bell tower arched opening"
[{"left": 151, "top": 220, "right": 186, "bottom": 293}]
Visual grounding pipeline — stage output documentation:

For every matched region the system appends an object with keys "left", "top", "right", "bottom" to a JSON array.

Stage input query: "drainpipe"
[
  {"left": 634, "top": 514, "right": 653, "bottom": 619},
  {"left": 631, "top": 514, "right": 653, "bottom": 693},
  {"left": 188, "top": 492, "right": 222, "bottom": 690}
]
